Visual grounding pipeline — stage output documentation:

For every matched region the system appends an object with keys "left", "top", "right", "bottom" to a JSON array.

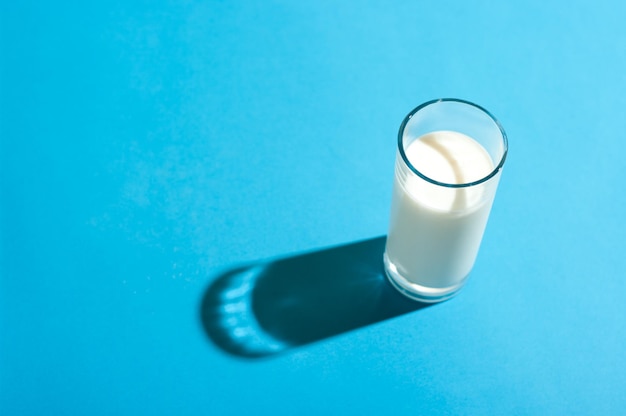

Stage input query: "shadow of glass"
[{"left": 200, "top": 236, "right": 431, "bottom": 358}]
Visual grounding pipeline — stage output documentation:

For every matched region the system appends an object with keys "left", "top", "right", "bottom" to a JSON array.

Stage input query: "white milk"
[{"left": 384, "top": 130, "right": 499, "bottom": 300}]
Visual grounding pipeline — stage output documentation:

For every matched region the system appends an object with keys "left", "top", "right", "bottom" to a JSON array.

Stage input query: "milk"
[{"left": 384, "top": 130, "right": 500, "bottom": 301}]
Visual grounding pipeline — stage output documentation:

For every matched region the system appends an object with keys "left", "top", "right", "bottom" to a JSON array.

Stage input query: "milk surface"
[{"left": 385, "top": 130, "right": 498, "bottom": 296}]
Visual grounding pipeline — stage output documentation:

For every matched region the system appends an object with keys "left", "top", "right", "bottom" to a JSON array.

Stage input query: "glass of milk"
[{"left": 384, "top": 99, "right": 508, "bottom": 303}]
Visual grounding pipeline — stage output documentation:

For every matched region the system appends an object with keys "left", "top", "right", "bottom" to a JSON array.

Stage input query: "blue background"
[{"left": 2, "top": 1, "right": 625, "bottom": 414}]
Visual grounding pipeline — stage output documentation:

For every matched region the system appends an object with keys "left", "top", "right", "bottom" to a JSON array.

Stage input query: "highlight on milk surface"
[{"left": 384, "top": 99, "right": 508, "bottom": 303}]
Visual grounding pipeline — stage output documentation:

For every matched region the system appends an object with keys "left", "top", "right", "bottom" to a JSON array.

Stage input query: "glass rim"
[{"left": 397, "top": 98, "right": 508, "bottom": 188}]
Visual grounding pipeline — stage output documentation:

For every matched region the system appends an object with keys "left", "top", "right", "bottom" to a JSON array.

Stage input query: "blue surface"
[{"left": 2, "top": 1, "right": 626, "bottom": 414}]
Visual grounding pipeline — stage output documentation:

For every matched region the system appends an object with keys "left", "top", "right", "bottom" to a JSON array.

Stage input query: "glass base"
[{"left": 383, "top": 253, "right": 467, "bottom": 303}]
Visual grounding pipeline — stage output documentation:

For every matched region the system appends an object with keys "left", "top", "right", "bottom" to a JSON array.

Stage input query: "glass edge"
[{"left": 397, "top": 98, "right": 508, "bottom": 189}]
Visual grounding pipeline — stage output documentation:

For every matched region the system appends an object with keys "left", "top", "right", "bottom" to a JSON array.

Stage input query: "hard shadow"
[{"left": 200, "top": 236, "right": 431, "bottom": 358}]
